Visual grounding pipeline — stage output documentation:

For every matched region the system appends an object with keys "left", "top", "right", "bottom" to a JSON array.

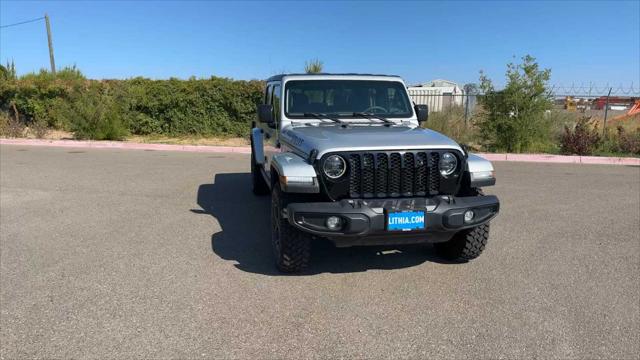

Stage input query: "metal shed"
[{"left": 407, "top": 79, "right": 465, "bottom": 112}]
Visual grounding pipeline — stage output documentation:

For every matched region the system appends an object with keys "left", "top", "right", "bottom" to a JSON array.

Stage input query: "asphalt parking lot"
[{"left": 1, "top": 145, "right": 638, "bottom": 359}]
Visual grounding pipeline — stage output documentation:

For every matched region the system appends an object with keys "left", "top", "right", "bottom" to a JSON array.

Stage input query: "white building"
[{"left": 407, "top": 79, "right": 465, "bottom": 112}]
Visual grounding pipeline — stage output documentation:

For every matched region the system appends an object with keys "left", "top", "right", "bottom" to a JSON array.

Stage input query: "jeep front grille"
[{"left": 346, "top": 150, "right": 443, "bottom": 198}]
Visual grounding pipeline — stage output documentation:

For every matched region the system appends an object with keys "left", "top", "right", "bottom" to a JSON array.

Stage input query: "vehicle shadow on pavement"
[{"left": 194, "top": 173, "right": 452, "bottom": 275}]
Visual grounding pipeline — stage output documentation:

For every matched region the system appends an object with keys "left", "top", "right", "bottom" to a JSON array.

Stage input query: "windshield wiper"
[
  {"left": 303, "top": 112, "right": 345, "bottom": 125},
  {"left": 352, "top": 112, "right": 394, "bottom": 125}
]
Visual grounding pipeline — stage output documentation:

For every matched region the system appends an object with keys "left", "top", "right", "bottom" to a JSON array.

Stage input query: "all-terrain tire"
[
  {"left": 271, "top": 184, "right": 311, "bottom": 273},
  {"left": 251, "top": 138, "right": 269, "bottom": 195},
  {"left": 435, "top": 223, "right": 490, "bottom": 262}
]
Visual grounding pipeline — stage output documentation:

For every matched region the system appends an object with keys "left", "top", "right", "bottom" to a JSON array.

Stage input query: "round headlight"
[
  {"left": 439, "top": 152, "right": 458, "bottom": 176},
  {"left": 323, "top": 155, "right": 347, "bottom": 179}
]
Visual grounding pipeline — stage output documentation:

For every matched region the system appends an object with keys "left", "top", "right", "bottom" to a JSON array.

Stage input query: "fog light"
[
  {"left": 326, "top": 216, "right": 342, "bottom": 230},
  {"left": 464, "top": 210, "right": 475, "bottom": 223}
]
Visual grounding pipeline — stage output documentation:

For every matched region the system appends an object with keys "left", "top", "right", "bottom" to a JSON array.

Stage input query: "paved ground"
[{"left": 1, "top": 145, "right": 638, "bottom": 359}]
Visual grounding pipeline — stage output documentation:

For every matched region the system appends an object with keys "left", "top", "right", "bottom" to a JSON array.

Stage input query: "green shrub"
[
  {"left": 107, "top": 76, "right": 263, "bottom": 137},
  {"left": 0, "top": 61, "right": 17, "bottom": 81},
  {"left": 1, "top": 66, "right": 87, "bottom": 130},
  {"left": 45, "top": 97, "right": 74, "bottom": 130},
  {"left": 616, "top": 127, "right": 640, "bottom": 155},
  {"left": 67, "top": 87, "right": 129, "bottom": 140},
  {"left": 478, "top": 55, "right": 554, "bottom": 152},
  {"left": 305, "top": 59, "right": 324, "bottom": 74},
  {"left": 1, "top": 66, "right": 265, "bottom": 139},
  {"left": 598, "top": 126, "right": 640, "bottom": 156},
  {"left": 129, "top": 112, "right": 161, "bottom": 135},
  {"left": 29, "top": 117, "right": 49, "bottom": 138},
  {"left": 0, "top": 109, "right": 25, "bottom": 138}
]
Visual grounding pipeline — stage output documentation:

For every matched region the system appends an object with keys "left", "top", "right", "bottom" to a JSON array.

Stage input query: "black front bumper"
[{"left": 286, "top": 195, "right": 499, "bottom": 247}]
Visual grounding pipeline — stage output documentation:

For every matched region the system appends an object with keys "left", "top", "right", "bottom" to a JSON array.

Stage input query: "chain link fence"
[{"left": 407, "top": 86, "right": 640, "bottom": 125}]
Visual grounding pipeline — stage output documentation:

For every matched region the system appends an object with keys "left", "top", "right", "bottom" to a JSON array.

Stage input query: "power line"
[{"left": 0, "top": 17, "right": 45, "bottom": 29}]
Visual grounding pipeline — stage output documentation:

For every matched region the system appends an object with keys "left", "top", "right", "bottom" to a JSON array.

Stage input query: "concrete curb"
[
  {"left": 477, "top": 153, "right": 640, "bottom": 166},
  {"left": 0, "top": 138, "right": 252, "bottom": 154},
  {"left": 2, "top": 138, "right": 638, "bottom": 166}
]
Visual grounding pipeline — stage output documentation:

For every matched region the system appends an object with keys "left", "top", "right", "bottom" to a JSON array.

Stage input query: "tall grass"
[{"left": 423, "top": 105, "right": 479, "bottom": 148}]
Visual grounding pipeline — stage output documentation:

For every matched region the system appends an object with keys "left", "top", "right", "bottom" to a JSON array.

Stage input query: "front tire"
[
  {"left": 271, "top": 184, "right": 311, "bottom": 273},
  {"left": 435, "top": 223, "right": 490, "bottom": 262}
]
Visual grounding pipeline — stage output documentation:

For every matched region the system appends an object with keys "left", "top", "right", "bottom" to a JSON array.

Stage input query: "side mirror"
[
  {"left": 459, "top": 143, "right": 469, "bottom": 158},
  {"left": 257, "top": 104, "right": 274, "bottom": 124},
  {"left": 415, "top": 104, "right": 428, "bottom": 124}
]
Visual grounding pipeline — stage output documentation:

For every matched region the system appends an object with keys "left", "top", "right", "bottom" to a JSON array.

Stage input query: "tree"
[
  {"left": 304, "top": 59, "right": 324, "bottom": 74},
  {"left": 478, "top": 55, "right": 553, "bottom": 152},
  {"left": 463, "top": 83, "right": 479, "bottom": 95}
]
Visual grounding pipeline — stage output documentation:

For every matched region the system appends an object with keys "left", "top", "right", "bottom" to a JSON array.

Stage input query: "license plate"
[{"left": 386, "top": 210, "right": 426, "bottom": 231}]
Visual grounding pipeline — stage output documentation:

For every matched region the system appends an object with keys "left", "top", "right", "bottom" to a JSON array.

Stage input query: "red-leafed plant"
[{"left": 560, "top": 117, "right": 601, "bottom": 155}]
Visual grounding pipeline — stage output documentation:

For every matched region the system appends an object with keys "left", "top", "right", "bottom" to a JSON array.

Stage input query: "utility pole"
[
  {"left": 603, "top": 87, "right": 612, "bottom": 137},
  {"left": 464, "top": 94, "right": 470, "bottom": 126},
  {"left": 44, "top": 13, "right": 56, "bottom": 75}
]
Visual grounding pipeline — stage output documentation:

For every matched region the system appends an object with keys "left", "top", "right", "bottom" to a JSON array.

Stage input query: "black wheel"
[
  {"left": 435, "top": 188, "right": 490, "bottom": 262},
  {"left": 271, "top": 184, "right": 311, "bottom": 273},
  {"left": 251, "top": 139, "right": 269, "bottom": 195},
  {"left": 435, "top": 223, "right": 490, "bottom": 262}
]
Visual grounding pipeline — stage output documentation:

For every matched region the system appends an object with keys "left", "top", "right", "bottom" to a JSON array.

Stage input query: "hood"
[{"left": 281, "top": 124, "right": 462, "bottom": 158}]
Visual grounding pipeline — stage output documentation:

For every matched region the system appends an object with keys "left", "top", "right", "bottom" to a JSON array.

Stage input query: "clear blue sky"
[{"left": 1, "top": 0, "right": 638, "bottom": 89}]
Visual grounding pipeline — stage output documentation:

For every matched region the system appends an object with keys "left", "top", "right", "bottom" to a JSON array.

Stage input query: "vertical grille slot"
[
  {"left": 349, "top": 154, "right": 361, "bottom": 197},
  {"left": 388, "top": 153, "right": 402, "bottom": 196},
  {"left": 375, "top": 153, "right": 388, "bottom": 196},
  {"left": 401, "top": 153, "right": 415, "bottom": 196},
  {"left": 361, "top": 153, "right": 375, "bottom": 197},
  {"left": 428, "top": 152, "right": 440, "bottom": 195},
  {"left": 414, "top": 152, "right": 428, "bottom": 195}
]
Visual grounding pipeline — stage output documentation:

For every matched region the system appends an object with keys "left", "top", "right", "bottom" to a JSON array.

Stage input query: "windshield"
[{"left": 285, "top": 80, "right": 413, "bottom": 119}]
